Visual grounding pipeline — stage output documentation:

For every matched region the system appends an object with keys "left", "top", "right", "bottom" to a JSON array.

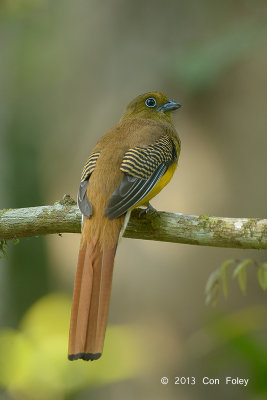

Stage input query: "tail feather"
[
  {"left": 68, "top": 239, "right": 116, "bottom": 361},
  {"left": 93, "top": 246, "right": 117, "bottom": 352}
]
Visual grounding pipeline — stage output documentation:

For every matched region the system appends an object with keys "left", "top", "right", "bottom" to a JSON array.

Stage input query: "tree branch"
[{"left": 0, "top": 196, "right": 266, "bottom": 249}]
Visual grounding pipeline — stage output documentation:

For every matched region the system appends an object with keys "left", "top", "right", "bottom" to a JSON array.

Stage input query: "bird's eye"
[{"left": 145, "top": 97, "right": 157, "bottom": 108}]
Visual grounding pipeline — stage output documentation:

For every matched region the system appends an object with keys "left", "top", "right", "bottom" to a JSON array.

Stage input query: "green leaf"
[
  {"left": 220, "top": 259, "right": 234, "bottom": 274},
  {"left": 205, "top": 270, "right": 218, "bottom": 295},
  {"left": 206, "top": 258, "right": 266, "bottom": 307},
  {"left": 205, "top": 270, "right": 220, "bottom": 306},
  {"left": 232, "top": 259, "right": 252, "bottom": 295},
  {"left": 232, "top": 259, "right": 252, "bottom": 278},
  {"left": 257, "top": 264, "right": 267, "bottom": 291},
  {"left": 206, "top": 282, "right": 219, "bottom": 307},
  {"left": 222, "top": 269, "right": 228, "bottom": 299},
  {"left": 261, "top": 262, "right": 267, "bottom": 271},
  {"left": 219, "top": 259, "right": 234, "bottom": 299}
]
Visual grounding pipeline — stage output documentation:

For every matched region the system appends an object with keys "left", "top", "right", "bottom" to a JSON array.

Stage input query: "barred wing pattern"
[
  {"left": 78, "top": 152, "right": 100, "bottom": 218},
  {"left": 81, "top": 152, "right": 101, "bottom": 182},
  {"left": 120, "top": 136, "right": 176, "bottom": 179},
  {"left": 104, "top": 136, "right": 177, "bottom": 219}
]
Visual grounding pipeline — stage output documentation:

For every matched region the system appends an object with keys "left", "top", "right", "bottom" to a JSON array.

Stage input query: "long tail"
[{"left": 68, "top": 238, "right": 117, "bottom": 361}]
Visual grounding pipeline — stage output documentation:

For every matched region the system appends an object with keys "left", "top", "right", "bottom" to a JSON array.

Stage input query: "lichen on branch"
[{"left": 0, "top": 195, "right": 266, "bottom": 250}]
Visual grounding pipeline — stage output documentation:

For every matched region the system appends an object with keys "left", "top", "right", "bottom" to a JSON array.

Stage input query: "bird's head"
[{"left": 120, "top": 91, "right": 181, "bottom": 124}]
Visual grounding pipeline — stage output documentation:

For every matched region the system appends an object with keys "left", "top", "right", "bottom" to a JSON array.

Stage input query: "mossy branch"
[{"left": 0, "top": 195, "right": 266, "bottom": 250}]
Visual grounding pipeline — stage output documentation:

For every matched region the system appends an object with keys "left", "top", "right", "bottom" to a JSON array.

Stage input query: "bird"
[{"left": 68, "top": 91, "right": 181, "bottom": 361}]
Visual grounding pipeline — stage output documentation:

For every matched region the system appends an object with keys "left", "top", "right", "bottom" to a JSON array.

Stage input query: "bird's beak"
[{"left": 157, "top": 100, "right": 182, "bottom": 112}]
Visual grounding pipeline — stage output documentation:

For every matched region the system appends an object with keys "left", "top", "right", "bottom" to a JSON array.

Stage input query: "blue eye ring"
[{"left": 145, "top": 97, "right": 157, "bottom": 108}]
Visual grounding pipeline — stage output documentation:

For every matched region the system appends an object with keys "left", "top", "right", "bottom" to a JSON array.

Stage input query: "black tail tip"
[{"left": 68, "top": 352, "right": 102, "bottom": 361}]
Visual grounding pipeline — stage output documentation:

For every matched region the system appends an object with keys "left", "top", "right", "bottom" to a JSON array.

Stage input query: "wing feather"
[
  {"left": 78, "top": 152, "right": 100, "bottom": 217},
  {"left": 104, "top": 136, "right": 177, "bottom": 219}
]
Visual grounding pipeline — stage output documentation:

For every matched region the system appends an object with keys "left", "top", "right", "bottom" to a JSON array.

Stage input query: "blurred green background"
[{"left": 0, "top": 0, "right": 266, "bottom": 399}]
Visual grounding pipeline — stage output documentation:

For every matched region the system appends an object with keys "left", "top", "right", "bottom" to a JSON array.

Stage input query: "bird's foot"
[{"left": 139, "top": 202, "right": 158, "bottom": 217}]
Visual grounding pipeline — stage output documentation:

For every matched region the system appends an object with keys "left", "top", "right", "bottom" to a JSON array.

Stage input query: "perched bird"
[{"left": 68, "top": 91, "right": 181, "bottom": 361}]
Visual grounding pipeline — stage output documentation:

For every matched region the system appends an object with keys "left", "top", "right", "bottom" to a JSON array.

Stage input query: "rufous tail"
[{"left": 68, "top": 238, "right": 117, "bottom": 361}]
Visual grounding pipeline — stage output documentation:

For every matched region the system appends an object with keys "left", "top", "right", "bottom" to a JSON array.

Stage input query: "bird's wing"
[
  {"left": 104, "top": 135, "right": 177, "bottom": 219},
  {"left": 81, "top": 152, "right": 101, "bottom": 182},
  {"left": 78, "top": 152, "right": 100, "bottom": 217}
]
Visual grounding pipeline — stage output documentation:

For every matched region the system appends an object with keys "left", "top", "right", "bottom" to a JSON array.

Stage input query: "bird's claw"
[{"left": 139, "top": 202, "right": 158, "bottom": 217}]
